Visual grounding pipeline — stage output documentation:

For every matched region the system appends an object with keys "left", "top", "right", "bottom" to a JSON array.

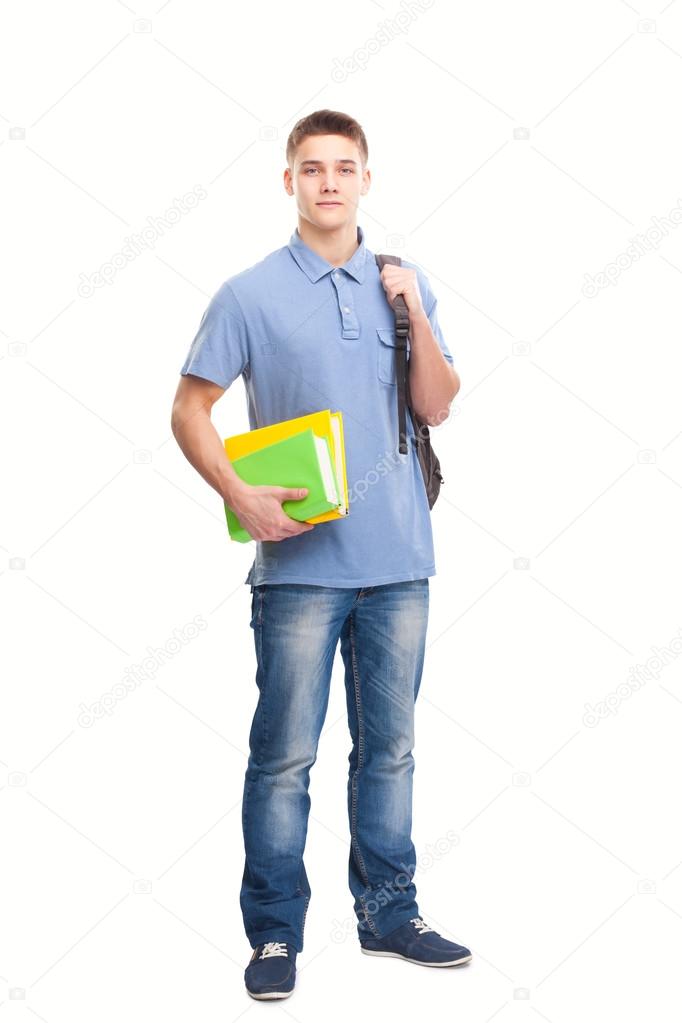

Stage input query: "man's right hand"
[
  {"left": 170, "top": 375, "right": 316, "bottom": 542},
  {"left": 229, "top": 485, "right": 316, "bottom": 542}
]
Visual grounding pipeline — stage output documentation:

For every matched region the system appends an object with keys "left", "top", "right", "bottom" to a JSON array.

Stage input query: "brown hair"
[{"left": 286, "top": 109, "right": 368, "bottom": 168}]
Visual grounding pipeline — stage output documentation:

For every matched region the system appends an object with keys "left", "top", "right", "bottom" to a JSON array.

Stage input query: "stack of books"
[{"left": 223, "top": 409, "right": 349, "bottom": 543}]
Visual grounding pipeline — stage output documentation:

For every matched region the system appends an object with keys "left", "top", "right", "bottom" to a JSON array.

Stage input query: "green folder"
[{"left": 224, "top": 427, "right": 341, "bottom": 542}]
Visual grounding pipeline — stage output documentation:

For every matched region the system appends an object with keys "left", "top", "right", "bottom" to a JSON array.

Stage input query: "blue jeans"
[{"left": 240, "top": 579, "right": 429, "bottom": 953}]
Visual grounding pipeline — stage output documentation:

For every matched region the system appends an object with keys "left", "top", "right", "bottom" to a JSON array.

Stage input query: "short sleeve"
[
  {"left": 180, "top": 283, "right": 249, "bottom": 389},
  {"left": 412, "top": 266, "right": 454, "bottom": 365}
]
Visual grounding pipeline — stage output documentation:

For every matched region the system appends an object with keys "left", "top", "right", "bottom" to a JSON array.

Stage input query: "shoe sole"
[
  {"left": 246, "top": 987, "right": 294, "bottom": 1000},
  {"left": 361, "top": 948, "right": 472, "bottom": 968}
]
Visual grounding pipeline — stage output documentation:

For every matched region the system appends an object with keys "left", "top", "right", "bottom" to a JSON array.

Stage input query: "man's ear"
[{"left": 360, "top": 168, "right": 371, "bottom": 195}]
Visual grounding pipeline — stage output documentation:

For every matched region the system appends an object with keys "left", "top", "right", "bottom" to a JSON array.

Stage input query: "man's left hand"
[{"left": 378, "top": 264, "right": 425, "bottom": 320}]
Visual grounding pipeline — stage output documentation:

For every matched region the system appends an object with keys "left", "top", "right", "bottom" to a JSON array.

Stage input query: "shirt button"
[{"left": 342, "top": 306, "right": 350, "bottom": 313}]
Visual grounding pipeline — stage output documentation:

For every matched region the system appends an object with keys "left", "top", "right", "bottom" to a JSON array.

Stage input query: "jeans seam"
[
  {"left": 349, "top": 610, "right": 381, "bottom": 938},
  {"left": 256, "top": 589, "right": 266, "bottom": 761},
  {"left": 294, "top": 873, "right": 310, "bottom": 951},
  {"left": 300, "top": 892, "right": 310, "bottom": 947}
]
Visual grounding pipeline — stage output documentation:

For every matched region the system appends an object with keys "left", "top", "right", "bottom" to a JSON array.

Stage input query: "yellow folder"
[{"left": 224, "top": 409, "right": 349, "bottom": 524}]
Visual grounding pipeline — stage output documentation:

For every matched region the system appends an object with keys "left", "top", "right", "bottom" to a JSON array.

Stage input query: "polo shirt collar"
[{"left": 288, "top": 224, "right": 368, "bottom": 284}]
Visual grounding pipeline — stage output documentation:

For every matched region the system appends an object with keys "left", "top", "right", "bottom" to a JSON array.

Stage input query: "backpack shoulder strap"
[
  {"left": 375, "top": 253, "right": 401, "bottom": 271},
  {"left": 375, "top": 254, "right": 410, "bottom": 454},
  {"left": 375, "top": 254, "right": 410, "bottom": 333}
]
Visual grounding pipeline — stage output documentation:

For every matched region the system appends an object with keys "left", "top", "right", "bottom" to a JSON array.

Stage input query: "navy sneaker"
[
  {"left": 360, "top": 916, "right": 472, "bottom": 967},
  {"left": 244, "top": 940, "right": 297, "bottom": 999}
]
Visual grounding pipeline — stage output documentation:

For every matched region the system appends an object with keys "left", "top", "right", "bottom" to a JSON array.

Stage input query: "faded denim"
[{"left": 240, "top": 579, "right": 429, "bottom": 952}]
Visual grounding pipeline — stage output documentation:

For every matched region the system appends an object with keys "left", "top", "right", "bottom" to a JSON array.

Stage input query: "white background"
[{"left": 2, "top": 0, "right": 682, "bottom": 1019}]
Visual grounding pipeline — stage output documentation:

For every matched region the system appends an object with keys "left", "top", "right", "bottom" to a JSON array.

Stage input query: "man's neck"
[{"left": 296, "top": 219, "right": 359, "bottom": 268}]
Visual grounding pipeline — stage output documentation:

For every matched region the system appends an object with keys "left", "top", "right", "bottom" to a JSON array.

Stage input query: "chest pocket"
[{"left": 376, "top": 327, "right": 411, "bottom": 386}]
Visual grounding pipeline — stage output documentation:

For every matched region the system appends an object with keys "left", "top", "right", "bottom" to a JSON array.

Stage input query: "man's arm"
[
  {"left": 407, "top": 310, "right": 460, "bottom": 428},
  {"left": 170, "top": 374, "right": 249, "bottom": 506},
  {"left": 377, "top": 262, "right": 460, "bottom": 428},
  {"left": 170, "top": 374, "right": 314, "bottom": 541}
]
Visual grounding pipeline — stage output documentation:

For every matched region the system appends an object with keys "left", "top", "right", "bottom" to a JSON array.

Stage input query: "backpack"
[{"left": 375, "top": 254, "right": 444, "bottom": 509}]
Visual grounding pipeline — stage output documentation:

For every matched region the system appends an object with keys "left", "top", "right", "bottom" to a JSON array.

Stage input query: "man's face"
[{"left": 284, "top": 133, "right": 370, "bottom": 230}]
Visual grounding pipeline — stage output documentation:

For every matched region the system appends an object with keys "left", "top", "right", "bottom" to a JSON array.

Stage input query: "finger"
[
  {"left": 286, "top": 521, "right": 314, "bottom": 535},
  {"left": 279, "top": 520, "right": 308, "bottom": 535}
]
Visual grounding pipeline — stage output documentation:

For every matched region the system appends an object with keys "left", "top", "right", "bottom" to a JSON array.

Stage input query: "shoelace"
[
  {"left": 410, "top": 917, "right": 436, "bottom": 935},
  {"left": 259, "top": 941, "right": 289, "bottom": 959}
]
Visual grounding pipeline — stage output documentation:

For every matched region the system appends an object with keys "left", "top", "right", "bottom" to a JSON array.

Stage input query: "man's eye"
[{"left": 303, "top": 167, "right": 354, "bottom": 175}]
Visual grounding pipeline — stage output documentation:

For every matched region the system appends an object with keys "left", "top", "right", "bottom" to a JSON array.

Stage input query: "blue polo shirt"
[{"left": 179, "top": 225, "right": 454, "bottom": 588}]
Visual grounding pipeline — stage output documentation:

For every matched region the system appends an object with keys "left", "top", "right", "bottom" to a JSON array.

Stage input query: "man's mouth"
[{"left": 317, "top": 201, "right": 342, "bottom": 206}]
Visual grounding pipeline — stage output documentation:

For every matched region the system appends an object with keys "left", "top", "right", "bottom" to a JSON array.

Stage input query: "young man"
[{"left": 171, "top": 109, "right": 470, "bottom": 1000}]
